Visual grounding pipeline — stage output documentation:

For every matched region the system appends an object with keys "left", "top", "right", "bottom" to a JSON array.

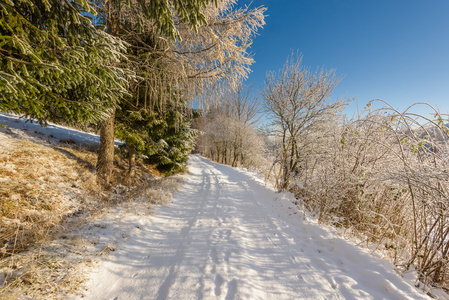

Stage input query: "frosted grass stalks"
[{"left": 292, "top": 100, "right": 449, "bottom": 288}]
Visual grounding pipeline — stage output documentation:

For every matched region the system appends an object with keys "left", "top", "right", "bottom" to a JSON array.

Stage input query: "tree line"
[{"left": 0, "top": 0, "right": 266, "bottom": 183}]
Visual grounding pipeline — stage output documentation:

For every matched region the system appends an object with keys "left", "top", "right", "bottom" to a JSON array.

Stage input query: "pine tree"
[
  {"left": 115, "top": 81, "right": 200, "bottom": 176},
  {"left": 0, "top": 0, "right": 129, "bottom": 125},
  {"left": 142, "top": 101, "right": 200, "bottom": 175}
]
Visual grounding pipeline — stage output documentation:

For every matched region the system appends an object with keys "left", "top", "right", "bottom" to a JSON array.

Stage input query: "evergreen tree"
[
  {"left": 0, "top": 0, "right": 129, "bottom": 125},
  {"left": 147, "top": 106, "right": 199, "bottom": 174},
  {"left": 113, "top": 27, "right": 183, "bottom": 178},
  {"left": 116, "top": 97, "right": 199, "bottom": 176}
]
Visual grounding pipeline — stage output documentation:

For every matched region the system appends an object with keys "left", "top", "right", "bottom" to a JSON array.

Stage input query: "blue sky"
[{"left": 238, "top": 0, "right": 449, "bottom": 118}]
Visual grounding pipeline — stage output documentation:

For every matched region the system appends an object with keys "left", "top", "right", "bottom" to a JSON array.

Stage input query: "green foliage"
[
  {"left": 115, "top": 107, "right": 161, "bottom": 155},
  {"left": 147, "top": 108, "right": 200, "bottom": 174},
  {"left": 115, "top": 96, "right": 199, "bottom": 175},
  {"left": 114, "top": 0, "right": 215, "bottom": 40},
  {"left": 0, "top": 0, "right": 130, "bottom": 125}
]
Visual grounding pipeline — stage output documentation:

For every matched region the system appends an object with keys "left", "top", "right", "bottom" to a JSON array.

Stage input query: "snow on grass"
[
  {"left": 0, "top": 112, "right": 154, "bottom": 299},
  {"left": 0, "top": 112, "right": 122, "bottom": 147}
]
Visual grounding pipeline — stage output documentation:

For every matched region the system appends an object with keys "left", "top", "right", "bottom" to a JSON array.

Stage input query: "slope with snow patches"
[
  {"left": 0, "top": 112, "right": 122, "bottom": 147},
  {"left": 75, "top": 155, "right": 431, "bottom": 300}
]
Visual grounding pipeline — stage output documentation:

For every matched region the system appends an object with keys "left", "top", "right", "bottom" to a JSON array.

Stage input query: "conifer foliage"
[
  {"left": 115, "top": 96, "right": 199, "bottom": 175},
  {"left": 142, "top": 103, "right": 199, "bottom": 175},
  {"left": 0, "top": 0, "right": 129, "bottom": 125},
  {"left": 93, "top": 0, "right": 221, "bottom": 185}
]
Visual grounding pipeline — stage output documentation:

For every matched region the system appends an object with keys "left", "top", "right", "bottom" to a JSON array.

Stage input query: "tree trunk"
[
  {"left": 275, "top": 133, "right": 293, "bottom": 191},
  {"left": 96, "top": 2, "right": 119, "bottom": 188},
  {"left": 96, "top": 108, "right": 116, "bottom": 187},
  {"left": 128, "top": 143, "right": 136, "bottom": 179}
]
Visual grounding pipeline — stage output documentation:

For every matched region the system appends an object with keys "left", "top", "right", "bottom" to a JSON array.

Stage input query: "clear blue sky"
[{"left": 238, "top": 0, "right": 449, "bottom": 118}]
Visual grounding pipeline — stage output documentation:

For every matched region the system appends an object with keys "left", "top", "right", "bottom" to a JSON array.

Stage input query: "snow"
[
  {"left": 0, "top": 112, "right": 122, "bottom": 146},
  {"left": 0, "top": 112, "right": 435, "bottom": 299},
  {"left": 74, "top": 155, "right": 430, "bottom": 300}
]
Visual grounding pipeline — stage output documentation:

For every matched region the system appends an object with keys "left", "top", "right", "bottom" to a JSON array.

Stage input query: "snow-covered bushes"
[
  {"left": 294, "top": 101, "right": 449, "bottom": 287},
  {"left": 261, "top": 54, "right": 449, "bottom": 287}
]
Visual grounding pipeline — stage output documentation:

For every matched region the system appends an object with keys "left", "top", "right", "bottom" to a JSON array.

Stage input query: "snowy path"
[{"left": 80, "top": 155, "right": 427, "bottom": 300}]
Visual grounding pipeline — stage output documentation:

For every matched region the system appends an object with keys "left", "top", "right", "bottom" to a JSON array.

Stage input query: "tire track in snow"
[
  {"left": 203, "top": 164, "right": 239, "bottom": 299},
  {"left": 155, "top": 168, "right": 214, "bottom": 300},
  {"left": 204, "top": 162, "right": 312, "bottom": 299}
]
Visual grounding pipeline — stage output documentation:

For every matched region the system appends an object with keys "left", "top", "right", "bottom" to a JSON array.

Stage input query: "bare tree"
[
  {"left": 222, "top": 84, "right": 261, "bottom": 125},
  {"left": 263, "top": 54, "right": 349, "bottom": 190}
]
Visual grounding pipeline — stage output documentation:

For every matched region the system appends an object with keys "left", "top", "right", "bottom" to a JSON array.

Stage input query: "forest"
[{"left": 1, "top": 0, "right": 449, "bottom": 297}]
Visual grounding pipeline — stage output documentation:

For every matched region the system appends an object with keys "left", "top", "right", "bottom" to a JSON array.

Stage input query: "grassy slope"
[{"left": 0, "top": 120, "right": 173, "bottom": 299}]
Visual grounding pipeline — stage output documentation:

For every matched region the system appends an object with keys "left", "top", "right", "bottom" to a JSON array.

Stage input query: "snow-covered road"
[{"left": 81, "top": 155, "right": 428, "bottom": 299}]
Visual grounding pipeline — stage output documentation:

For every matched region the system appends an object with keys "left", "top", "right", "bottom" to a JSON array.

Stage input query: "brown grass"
[
  {"left": 0, "top": 132, "right": 183, "bottom": 299},
  {"left": 0, "top": 136, "right": 102, "bottom": 299},
  {"left": 0, "top": 139, "right": 100, "bottom": 257}
]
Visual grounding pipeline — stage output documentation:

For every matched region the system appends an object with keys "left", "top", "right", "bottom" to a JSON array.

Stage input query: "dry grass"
[
  {"left": 0, "top": 138, "right": 99, "bottom": 257},
  {"left": 0, "top": 131, "right": 183, "bottom": 299},
  {"left": 0, "top": 136, "right": 100, "bottom": 299},
  {"left": 0, "top": 237, "right": 95, "bottom": 300}
]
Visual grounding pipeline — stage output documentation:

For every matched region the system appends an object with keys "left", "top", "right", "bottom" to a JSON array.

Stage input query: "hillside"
[{"left": 0, "top": 113, "right": 174, "bottom": 299}]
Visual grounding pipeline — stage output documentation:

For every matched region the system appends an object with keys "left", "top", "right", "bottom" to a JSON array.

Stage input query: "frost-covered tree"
[
  {"left": 0, "top": 0, "right": 129, "bottom": 125},
  {"left": 95, "top": 0, "right": 266, "bottom": 185},
  {"left": 263, "top": 54, "right": 349, "bottom": 190},
  {"left": 197, "top": 111, "right": 266, "bottom": 168},
  {"left": 196, "top": 85, "right": 267, "bottom": 169}
]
